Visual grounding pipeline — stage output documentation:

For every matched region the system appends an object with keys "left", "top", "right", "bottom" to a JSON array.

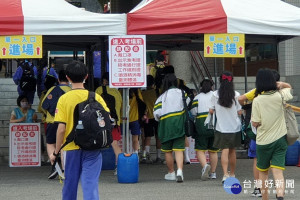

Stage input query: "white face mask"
[{"left": 20, "top": 102, "right": 29, "bottom": 108}]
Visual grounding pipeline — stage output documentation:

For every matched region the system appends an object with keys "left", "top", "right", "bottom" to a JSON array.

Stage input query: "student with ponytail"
[{"left": 209, "top": 71, "right": 242, "bottom": 184}]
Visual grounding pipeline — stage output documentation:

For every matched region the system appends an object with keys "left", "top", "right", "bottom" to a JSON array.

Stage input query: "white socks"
[
  {"left": 156, "top": 149, "right": 161, "bottom": 159},
  {"left": 145, "top": 146, "right": 150, "bottom": 153},
  {"left": 185, "top": 147, "right": 190, "bottom": 162}
]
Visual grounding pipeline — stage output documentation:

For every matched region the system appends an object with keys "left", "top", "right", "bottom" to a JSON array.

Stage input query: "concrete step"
[
  {"left": 0, "top": 78, "right": 15, "bottom": 84},
  {"left": 0, "top": 98, "right": 25, "bottom": 106},
  {"left": 0, "top": 127, "right": 9, "bottom": 136},
  {"left": 0, "top": 120, "right": 10, "bottom": 128},
  {"left": 0, "top": 135, "right": 9, "bottom": 148},
  {"left": 0, "top": 91, "right": 20, "bottom": 99},
  {"left": 0, "top": 146, "right": 9, "bottom": 164},
  {"left": 0, "top": 84, "right": 19, "bottom": 92}
]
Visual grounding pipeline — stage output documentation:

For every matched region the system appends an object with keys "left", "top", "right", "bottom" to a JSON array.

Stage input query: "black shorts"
[
  {"left": 46, "top": 123, "right": 58, "bottom": 144},
  {"left": 143, "top": 119, "right": 158, "bottom": 137}
]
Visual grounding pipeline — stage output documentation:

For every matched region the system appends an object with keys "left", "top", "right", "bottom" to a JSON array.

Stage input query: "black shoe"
[
  {"left": 48, "top": 165, "right": 58, "bottom": 179},
  {"left": 251, "top": 188, "right": 262, "bottom": 197}
]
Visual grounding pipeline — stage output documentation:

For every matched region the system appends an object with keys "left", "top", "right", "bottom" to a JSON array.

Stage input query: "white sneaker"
[
  {"left": 201, "top": 164, "right": 211, "bottom": 181},
  {"left": 164, "top": 172, "right": 176, "bottom": 181},
  {"left": 176, "top": 169, "right": 184, "bottom": 183},
  {"left": 209, "top": 172, "right": 217, "bottom": 179},
  {"left": 222, "top": 174, "right": 229, "bottom": 184}
]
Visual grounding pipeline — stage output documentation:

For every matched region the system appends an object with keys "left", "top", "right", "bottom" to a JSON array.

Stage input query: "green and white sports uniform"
[
  {"left": 154, "top": 87, "right": 189, "bottom": 152},
  {"left": 190, "top": 91, "right": 218, "bottom": 152}
]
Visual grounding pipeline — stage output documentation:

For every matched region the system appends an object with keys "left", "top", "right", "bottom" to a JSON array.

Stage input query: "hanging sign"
[
  {"left": 9, "top": 123, "right": 41, "bottom": 167},
  {"left": 204, "top": 33, "right": 245, "bottom": 58},
  {"left": 109, "top": 35, "right": 146, "bottom": 88},
  {"left": 0, "top": 35, "right": 42, "bottom": 58}
]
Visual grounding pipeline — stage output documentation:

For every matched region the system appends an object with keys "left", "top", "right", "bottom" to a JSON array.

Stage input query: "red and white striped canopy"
[
  {"left": 128, "top": 0, "right": 300, "bottom": 36},
  {"left": 0, "top": 0, "right": 126, "bottom": 36}
]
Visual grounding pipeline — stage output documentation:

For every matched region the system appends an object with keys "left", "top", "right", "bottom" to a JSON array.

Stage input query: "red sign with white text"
[
  {"left": 9, "top": 123, "right": 41, "bottom": 167},
  {"left": 109, "top": 35, "right": 146, "bottom": 88}
]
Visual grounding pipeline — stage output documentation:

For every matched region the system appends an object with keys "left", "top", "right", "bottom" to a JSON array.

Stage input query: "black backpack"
[
  {"left": 44, "top": 67, "right": 58, "bottom": 90},
  {"left": 61, "top": 91, "right": 113, "bottom": 151},
  {"left": 19, "top": 62, "right": 36, "bottom": 91},
  {"left": 100, "top": 86, "right": 118, "bottom": 121},
  {"left": 154, "top": 66, "right": 165, "bottom": 95}
]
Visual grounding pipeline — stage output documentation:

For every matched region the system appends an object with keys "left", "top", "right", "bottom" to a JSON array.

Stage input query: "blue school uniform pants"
[{"left": 63, "top": 149, "right": 102, "bottom": 200}]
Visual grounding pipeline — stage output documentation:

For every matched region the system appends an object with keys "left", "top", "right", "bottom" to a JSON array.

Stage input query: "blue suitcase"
[
  {"left": 117, "top": 153, "right": 139, "bottom": 183},
  {"left": 101, "top": 147, "right": 116, "bottom": 170},
  {"left": 285, "top": 141, "right": 299, "bottom": 166}
]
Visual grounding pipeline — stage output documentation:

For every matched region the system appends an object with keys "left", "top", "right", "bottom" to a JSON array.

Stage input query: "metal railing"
[{"left": 190, "top": 51, "right": 213, "bottom": 91}]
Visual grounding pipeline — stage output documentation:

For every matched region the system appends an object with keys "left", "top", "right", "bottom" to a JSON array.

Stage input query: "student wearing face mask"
[{"left": 10, "top": 95, "right": 37, "bottom": 123}]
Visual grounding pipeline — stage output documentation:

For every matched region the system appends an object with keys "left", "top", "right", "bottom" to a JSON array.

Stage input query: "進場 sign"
[
  {"left": 109, "top": 35, "right": 146, "bottom": 88},
  {"left": 204, "top": 34, "right": 245, "bottom": 58},
  {"left": 0, "top": 35, "right": 42, "bottom": 59}
]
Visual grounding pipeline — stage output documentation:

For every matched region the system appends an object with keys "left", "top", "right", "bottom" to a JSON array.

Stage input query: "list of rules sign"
[
  {"left": 109, "top": 35, "right": 146, "bottom": 88},
  {"left": 9, "top": 123, "right": 41, "bottom": 167}
]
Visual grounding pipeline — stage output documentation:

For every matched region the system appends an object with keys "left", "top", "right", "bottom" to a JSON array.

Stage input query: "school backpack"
[
  {"left": 100, "top": 86, "right": 118, "bottom": 122},
  {"left": 44, "top": 67, "right": 58, "bottom": 91},
  {"left": 41, "top": 86, "right": 66, "bottom": 116},
  {"left": 241, "top": 103, "right": 253, "bottom": 147},
  {"left": 61, "top": 91, "right": 113, "bottom": 151},
  {"left": 154, "top": 65, "right": 165, "bottom": 95},
  {"left": 19, "top": 62, "right": 36, "bottom": 91}
]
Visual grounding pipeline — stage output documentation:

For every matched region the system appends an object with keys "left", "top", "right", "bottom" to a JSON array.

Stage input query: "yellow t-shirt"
[
  {"left": 251, "top": 88, "right": 293, "bottom": 145},
  {"left": 120, "top": 89, "right": 144, "bottom": 123},
  {"left": 54, "top": 89, "right": 109, "bottom": 151},
  {"left": 141, "top": 88, "right": 157, "bottom": 119},
  {"left": 41, "top": 85, "right": 71, "bottom": 123},
  {"left": 244, "top": 88, "right": 256, "bottom": 102},
  {"left": 37, "top": 91, "right": 47, "bottom": 123},
  {"left": 95, "top": 86, "right": 122, "bottom": 126}
]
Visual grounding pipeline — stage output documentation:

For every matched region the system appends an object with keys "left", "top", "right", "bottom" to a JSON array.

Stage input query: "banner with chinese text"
[
  {"left": 109, "top": 35, "right": 146, "bottom": 88},
  {"left": 9, "top": 123, "right": 41, "bottom": 167},
  {"left": 204, "top": 33, "right": 245, "bottom": 58},
  {"left": 0, "top": 35, "right": 42, "bottom": 58}
]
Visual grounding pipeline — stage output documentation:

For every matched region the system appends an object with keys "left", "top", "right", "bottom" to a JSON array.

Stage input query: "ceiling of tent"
[
  {"left": 0, "top": 0, "right": 127, "bottom": 51},
  {"left": 127, "top": 0, "right": 300, "bottom": 50}
]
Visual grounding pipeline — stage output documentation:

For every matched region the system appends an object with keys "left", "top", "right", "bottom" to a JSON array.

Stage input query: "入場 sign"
[
  {"left": 204, "top": 33, "right": 245, "bottom": 58},
  {"left": 0, "top": 35, "right": 42, "bottom": 59},
  {"left": 9, "top": 123, "right": 41, "bottom": 167},
  {"left": 109, "top": 35, "right": 146, "bottom": 88}
]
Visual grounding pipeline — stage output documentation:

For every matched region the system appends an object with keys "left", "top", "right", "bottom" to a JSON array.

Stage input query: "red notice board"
[{"left": 9, "top": 123, "right": 41, "bottom": 167}]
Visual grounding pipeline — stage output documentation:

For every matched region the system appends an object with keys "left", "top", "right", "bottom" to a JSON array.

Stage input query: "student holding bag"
[
  {"left": 190, "top": 79, "right": 218, "bottom": 181},
  {"left": 251, "top": 68, "right": 292, "bottom": 200}
]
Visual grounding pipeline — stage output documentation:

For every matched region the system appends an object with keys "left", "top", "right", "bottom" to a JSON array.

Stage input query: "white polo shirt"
[{"left": 209, "top": 91, "right": 242, "bottom": 133}]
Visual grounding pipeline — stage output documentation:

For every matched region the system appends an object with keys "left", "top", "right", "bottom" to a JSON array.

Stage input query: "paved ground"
[{"left": 0, "top": 159, "right": 299, "bottom": 200}]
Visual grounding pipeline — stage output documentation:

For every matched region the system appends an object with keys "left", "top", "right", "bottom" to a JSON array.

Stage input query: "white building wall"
[{"left": 279, "top": 0, "right": 300, "bottom": 76}]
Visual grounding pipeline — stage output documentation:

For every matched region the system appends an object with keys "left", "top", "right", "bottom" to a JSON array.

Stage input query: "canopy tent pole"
[
  {"left": 122, "top": 89, "right": 130, "bottom": 153},
  {"left": 214, "top": 58, "right": 218, "bottom": 89},
  {"left": 86, "top": 47, "right": 94, "bottom": 91},
  {"left": 244, "top": 56, "right": 248, "bottom": 92},
  {"left": 100, "top": 39, "right": 107, "bottom": 77}
]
